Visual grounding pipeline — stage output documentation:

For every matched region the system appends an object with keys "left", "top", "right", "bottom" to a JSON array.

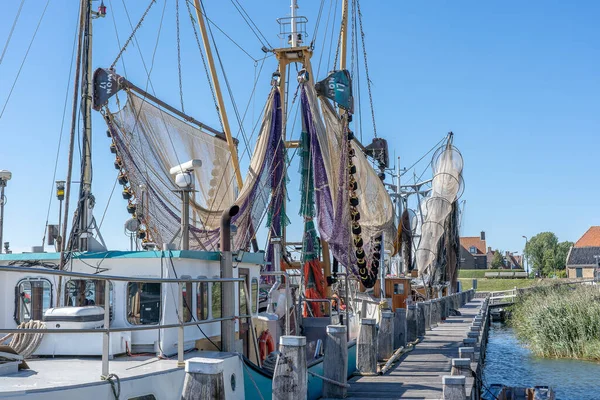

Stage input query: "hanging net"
[
  {"left": 300, "top": 82, "right": 395, "bottom": 279},
  {"left": 105, "top": 89, "right": 283, "bottom": 252},
  {"left": 415, "top": 142, "right": 464, "bottom": 277}
]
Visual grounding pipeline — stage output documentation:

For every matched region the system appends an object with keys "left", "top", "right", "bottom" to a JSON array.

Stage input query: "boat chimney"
[{"left": 220, "top": 205, "right": 240, "bottom": 353}]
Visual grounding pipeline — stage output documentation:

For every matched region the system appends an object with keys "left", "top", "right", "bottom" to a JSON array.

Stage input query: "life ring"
[{"left": 258, "top": 329, "right": 275, "bottom": 361}]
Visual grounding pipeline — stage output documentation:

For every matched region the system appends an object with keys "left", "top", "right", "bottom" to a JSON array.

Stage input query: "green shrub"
[{"left": 511, "top": 285, "right": 600, "bottom": 360}]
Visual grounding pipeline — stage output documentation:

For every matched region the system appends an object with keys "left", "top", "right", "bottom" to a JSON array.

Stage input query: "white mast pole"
[{"left": 290, "top": 0, "right": 298, "bottom": 47}]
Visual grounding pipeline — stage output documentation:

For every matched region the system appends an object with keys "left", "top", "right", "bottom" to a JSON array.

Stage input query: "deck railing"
[{"left": 0, "top": 265, "right": 251, "bottom": 377}]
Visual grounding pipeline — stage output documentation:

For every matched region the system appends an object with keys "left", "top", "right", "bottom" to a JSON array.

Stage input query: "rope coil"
[{"left": 0, "top": 320, "right": 46, "bottom": 359}]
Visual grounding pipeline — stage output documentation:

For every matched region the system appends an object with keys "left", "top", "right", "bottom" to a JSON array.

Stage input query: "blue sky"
[{"left": 0, "top": 0, "right": 598, "bottom": 255}]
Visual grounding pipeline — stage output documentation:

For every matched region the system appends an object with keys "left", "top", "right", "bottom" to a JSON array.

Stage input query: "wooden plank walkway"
[{"left": 345, "top": 298, "right": 484, "bottom": 399}]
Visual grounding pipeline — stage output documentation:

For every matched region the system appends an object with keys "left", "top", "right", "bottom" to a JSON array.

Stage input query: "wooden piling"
[
  {"left": 323, "top": 325, "right": 348, "bottom": 398},
  {"left": 406, "top": 304, "right": 417, "bottom": 342},
  {"left": 393, "top": 308, "right": 407, "bottom": 349},
  {"left": 182, "top": 358, "right": 225, "bottom": 400},
  {"left": 423, "top": 301, "right": 431, "bottom": 331},
  {"left": 451, "top": 358, "right": 472, "bottom": 377},
  {"left": 378, "top": 311, "right": 394, "bottom": 361},
  {"left": 416, "top": 302, "right": 426, "bottom": 337},
  {"left": 272, "top": 336, "right": 307, "bottom": 400},
  {"left": 357, "top": 318, "right": 378, "bottom": 375},
  {"left": 442, "top": 375, "right": 467, "bottom": 400},
  {"left": 459, "top": 347, "right": 475, "bottom": 362}
]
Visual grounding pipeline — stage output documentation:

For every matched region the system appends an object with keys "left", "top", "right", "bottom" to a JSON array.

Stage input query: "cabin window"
[
  {"left": 239, "top": 280, "right": 248, "bottom": 316},
  {"left": 64, "top": 279, "right": 114, "bottom": 320},
  {"left": 15, "top": 279, "right": 52, "bottom": 324},
  {"left": 212, "top": 281, "right": 221, "bottom": 319},
  {"left": 251, "top": 278, "right": 259, "bottom": 314},
  {"left": 127, "top": 282, "right": 161, "bottom": 325},
  {"left": 180, "top": 278, "right": 192, "bottom": 323},
  {"left": 197, "top": 281, "right": 208, "bottom": 320}
]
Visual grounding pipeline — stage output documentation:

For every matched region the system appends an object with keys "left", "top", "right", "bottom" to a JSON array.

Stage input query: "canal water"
[{"left": 482, "top": 322, "right": 600, "bottom": 400}]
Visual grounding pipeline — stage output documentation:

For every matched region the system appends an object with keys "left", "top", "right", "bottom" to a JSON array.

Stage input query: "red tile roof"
[
  {"left": 575, "top": 226, "right": 600, "bottom": 248},
  {"left": 460, "top": 237, "right": 487, "bottom": 255}
]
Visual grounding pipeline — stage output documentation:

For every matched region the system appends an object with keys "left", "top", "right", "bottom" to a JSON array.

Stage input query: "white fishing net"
[{"left": 415, "top": 143, "right": 464, "bottom": 275}]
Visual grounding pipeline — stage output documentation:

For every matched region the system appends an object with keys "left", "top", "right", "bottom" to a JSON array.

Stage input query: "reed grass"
[{"left": 511, "top": 285, "right": 600, "bottom": 360}]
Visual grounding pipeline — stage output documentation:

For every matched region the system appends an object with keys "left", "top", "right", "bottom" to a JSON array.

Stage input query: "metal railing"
[{"left": 0, "top": 265, "right": 250, "bottom": 377}]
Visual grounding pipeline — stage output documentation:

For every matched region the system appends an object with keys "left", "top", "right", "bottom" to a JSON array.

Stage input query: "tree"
[
  {"left": 524, "top": 232, "right": 573, "bottom": 277},
  {"left": 491, "top": 250, "right": 505, "bottom": 269}
]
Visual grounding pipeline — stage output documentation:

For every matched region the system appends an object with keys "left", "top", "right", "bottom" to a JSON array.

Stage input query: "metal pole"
[
  {"left": 192, "top": 0, "right": 243, "bottom": 190},
  {"left": 178, "top": 282, "right": 184, "bottom": 367},
  {"left": 181, "top": 189, "right": 190, "bottom": 250},
  {"left": 57, "top": 199, "right": 63, "bottom": 252},
  {"left": 0, "top": 184, "right": 5, "bottom": 254},
  {"left": 79, "top": 0, "right": 94, "bottom": 252},
  {"left": 101, "top": 279, "right": 110, "bottom": 377},
  {"left": 290, "top": 0, "right": 298, "bottom": 47},
  {"left": 59, "top": 0, "right": 86, "bottom": 283}
]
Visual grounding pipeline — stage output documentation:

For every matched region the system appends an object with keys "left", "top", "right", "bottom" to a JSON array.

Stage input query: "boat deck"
[
  {"left": 0, "top": 350, "right": 203, "bottom": 395},
  {"left": 345, "top": 298, "right": 483, "bottom": 399}
]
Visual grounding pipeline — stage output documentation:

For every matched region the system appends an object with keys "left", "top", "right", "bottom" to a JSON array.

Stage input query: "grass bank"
[
  {"left": 458, "top": 269, "right": 524, "bottom": 279},
  {"left": 511, "top": 285, "right": 600, "bottom": 360},
  {"left": 459, "top": 278, "right": 537, "bottom": 292}
]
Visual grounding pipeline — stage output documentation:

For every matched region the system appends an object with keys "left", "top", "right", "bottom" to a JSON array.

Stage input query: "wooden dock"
[{"left": 345, "top": 298, "right": 486, "bottom": 399}]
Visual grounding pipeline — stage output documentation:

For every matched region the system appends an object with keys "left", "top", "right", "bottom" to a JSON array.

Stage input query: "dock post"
[
  {"left": 406, "top": 304, "right": 417, "bottom": 342},
  {"left": 416, "top": 302, "right": 426, "bottom": 337},
  {"left": 459, "top": 347, "right": 475, "bottom": 362},
  {"left": 393, "top": 308, "right": 407, "bottom": 348},
  {"left": 442, "top": 375, "right": 467, "bottom": 400},
  {"left": 423, "top": 301, "right": 431, "bottom": 331},
  {"left": 378, "top": 311, "right": 394, "bottom": 361},
  {"left": 451, "top": 358, "right": 472, "bottom": 377},
  {"left": 182, "top": 358, "right": 225, "bottom": 400},
  {"left": 431, "top": 299, "right": 440, "bottom": 326},
  {"left": 272, "top": 336, "right": 307, "bottom": 400},
  {"left": 357, "top": 318, "right": 378, "bottom": 375},
  {"left": 323, "top": 325, "right": 347, "bottom": 398}
]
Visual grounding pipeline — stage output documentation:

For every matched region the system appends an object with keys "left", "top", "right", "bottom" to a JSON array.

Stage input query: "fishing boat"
[{"left": 0, "top": 0, "right": 465, "bottom": 399}]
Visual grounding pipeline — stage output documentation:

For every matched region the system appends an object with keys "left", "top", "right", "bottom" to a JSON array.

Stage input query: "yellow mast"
[
  {"left": 339, "top": 0, "right": 349, "bottom": 71},
  {"left": 192, "top": 0, "right": 243, "bottom": 189}
]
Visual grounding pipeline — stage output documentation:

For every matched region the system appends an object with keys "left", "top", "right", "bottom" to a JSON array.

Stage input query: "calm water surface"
[{"left": 483, "top": 322, "right": 600, "bottom": 400}]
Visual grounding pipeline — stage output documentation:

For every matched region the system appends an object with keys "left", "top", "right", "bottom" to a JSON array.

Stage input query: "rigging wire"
[
  {"left": 107, "top": 0, "right": 129, "bottom": 77},
  {"left": 110, "top": 0, "right": 157, "bottom": 70},
  {"left": 185, "top": 0, "right": 258, "bottom": 63},
  {"left": 315, "top": 0, "right": 335, "bottom": 79},
  {"left": 0, "top": 0, "right": 26, "bottom": 66},
  {"left": 355, "top": 0, "right": 377, "bottom": 138},
  {"left": 229, "top": 0, "right": 271, "bottom": 49},
  {"left": 184, "top": 0, "right": 224, "bottom": 131},
  {"left": 310, "top": 0, "right": 326, "bottom": 49},
  {"left": 41, "top": 10, "right": 80, "bottom": 246},
  {"left": 0, "top": 0, "right": 51, "bottom": 120},
  {"left": 175, "top": 0, "right": 185, "bottom": 112},
  {"left": 326, "top": 0, "right": 339, "bottom": 72},
  {"left": 401, "top": 136, "right": 447, "bottom": 177}
]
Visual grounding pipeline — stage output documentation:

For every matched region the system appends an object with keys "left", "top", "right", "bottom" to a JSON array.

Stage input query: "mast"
[
  {"left": 77, "top": 0, "right": 105, "bottom": 251},
  {"left": 339, "top": 0, "right": 349, "bottom": 70},
  {"left": 273, "top": 0, "right": 313, "bottom": 247},
  {"left": 192, "top": 0, "right": 244, "bottom": 190}
]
